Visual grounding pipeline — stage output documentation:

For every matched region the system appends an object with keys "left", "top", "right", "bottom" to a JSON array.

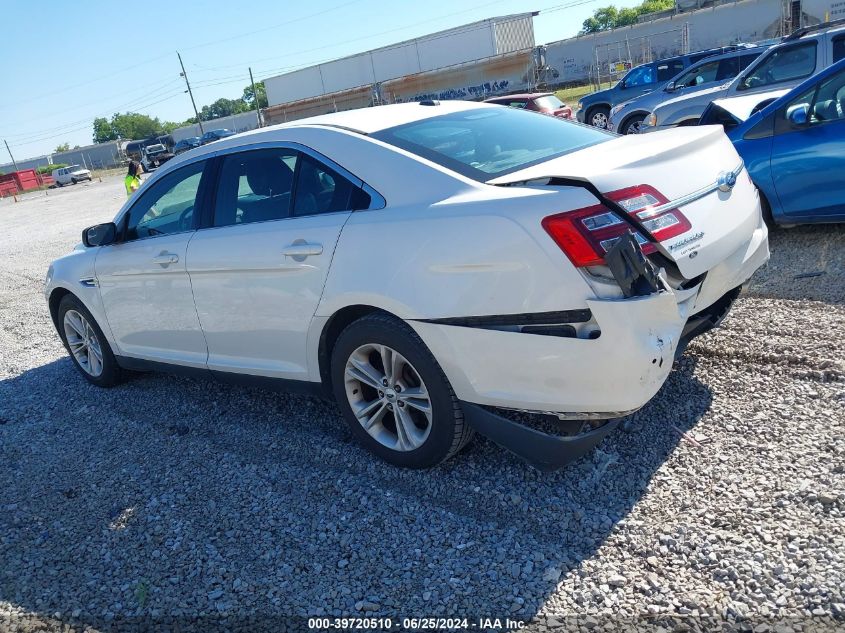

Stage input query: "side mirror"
[
  {"left": 665, "top": 81, "right": 676, "bottom": 93},
  {"left": 788, "top": 104, "right": 809, "bottom": 126},
  {"left": 82, "top": 222, "right": 117, "bottom": 248}
]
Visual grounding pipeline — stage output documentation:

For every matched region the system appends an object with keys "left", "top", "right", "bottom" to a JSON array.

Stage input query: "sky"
[{"left": 0, "top": 0, "right": 640, "bottom": 162}]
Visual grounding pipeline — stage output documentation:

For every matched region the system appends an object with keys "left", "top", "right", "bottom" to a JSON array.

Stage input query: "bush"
[{"left": 37, "top": 164, "right": 68, "bottom": 175}]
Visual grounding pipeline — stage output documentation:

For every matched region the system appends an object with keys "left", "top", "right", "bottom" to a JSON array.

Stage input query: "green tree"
[
  {"left": 110, "top": 112, "right": 163, "bottom": 140},
  {"left": 93, "top": 117, "right": 116, "bottom": 143},
  {"left": 242, "top": 81, "right": 268, "bottom": 108},
  {"left": 54, "top": 143, "right": 70, "bottom": 153},
  {"left": 580, "top": 0, "right": 674, "bottom": 33},
  {"left": 199, "top": 97, "right": 249, "bottom": 121}
]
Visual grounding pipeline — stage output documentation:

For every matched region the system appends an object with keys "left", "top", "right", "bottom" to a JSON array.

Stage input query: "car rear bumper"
[{"left": 408, "top": 212, "right": 769, "bottom": 419}]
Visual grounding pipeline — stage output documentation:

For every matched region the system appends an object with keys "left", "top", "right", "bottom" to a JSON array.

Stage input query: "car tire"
[
  {"left": 588, "top": 105, "right": 610, "bottom": 129},
  {"left": 622, "top": 114, "right": 645, "bottom": 134},
  {"left": 330, "top": 312, "right": 474, "bottom": 469},
  {"left": 57, "top": 294, "right": 124, "bottom": 388}
]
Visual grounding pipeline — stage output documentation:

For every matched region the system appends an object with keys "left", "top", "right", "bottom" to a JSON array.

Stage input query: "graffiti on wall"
[{"left": 399, "top": 79, "right": 512, "bottom": 103}]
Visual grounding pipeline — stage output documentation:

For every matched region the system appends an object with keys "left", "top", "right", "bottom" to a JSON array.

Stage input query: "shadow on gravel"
[{"left": 0, "top": 354, "right": 712, "bottom": 630}]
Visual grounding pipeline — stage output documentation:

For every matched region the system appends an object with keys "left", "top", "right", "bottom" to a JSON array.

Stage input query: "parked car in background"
[
  {"left": 45, "top": 101, "right": 768, "bottom": 470},
  {"left": 702, "top": 58, "right": 845, "bottom": 226},
  {"left": 173, "top": 137, "right": 201, "bottom": 154},
  {"left": 642, "top": 19, "right": 845, "bottom": 132},
  {"left": 575, "top": 45, "right": 748, "bottom": 129},
  {"left": 609, "top": 47, "right": 766, "bottom": 134},
  {"left": 141, "top": 144, "right": 175, "bottom": 171},
  {"left": 484, "top": 92, "right": 573, "bottom": 118},
  {"left": 200, "top": 129, "right": 235, "bottom": 144},
  {"left": 52, "top": 165, "right": 92, "bottom": 186}
]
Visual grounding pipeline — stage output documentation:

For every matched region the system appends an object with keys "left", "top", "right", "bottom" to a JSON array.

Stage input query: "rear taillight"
[
  {"left": 605, "top": 185, "right": 691, "bottom": 242},
  {"left": 542, "top": 184, "right": 691, "bottom": 268}
]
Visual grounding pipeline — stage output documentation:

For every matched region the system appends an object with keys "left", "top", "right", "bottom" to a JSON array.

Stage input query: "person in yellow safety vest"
[{"left": 124, "top": 161, "right": 141, "bottom": 196}]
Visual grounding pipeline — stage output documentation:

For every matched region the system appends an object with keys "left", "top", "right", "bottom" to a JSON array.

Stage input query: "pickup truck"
[{"left": 141, "top": 144, "right": 175, "bottom": 171}]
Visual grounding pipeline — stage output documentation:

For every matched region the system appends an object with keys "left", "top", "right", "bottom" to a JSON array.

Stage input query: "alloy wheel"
[
  {"left": 343, "top": 344, "right": 432, "bottom": 452},
  {"left": 591, "top": 111, "right": 609, "bottom": 128},
  {"left": 625, "top": 120, "right": 642, "bottom": 134},
  {"left": 63, "top": 309, "right": 104, "bottom": 377}
]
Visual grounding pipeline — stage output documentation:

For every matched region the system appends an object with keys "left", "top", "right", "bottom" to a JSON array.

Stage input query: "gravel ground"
[{"left": 1, "top": 177, "right": 843, "bottom": 632}]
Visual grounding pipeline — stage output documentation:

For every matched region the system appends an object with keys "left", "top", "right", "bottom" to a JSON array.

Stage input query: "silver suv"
[
  {"left": 642, "top": 19, "right": 845, "bottom": 132},
  {"left": 608, "top": 47, "right": 766, "bottom": 134}
]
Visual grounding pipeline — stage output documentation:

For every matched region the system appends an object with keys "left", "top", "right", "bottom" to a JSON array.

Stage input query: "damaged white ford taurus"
[{"left": 45, "top": 101, "right": 769, "bottom": 470}]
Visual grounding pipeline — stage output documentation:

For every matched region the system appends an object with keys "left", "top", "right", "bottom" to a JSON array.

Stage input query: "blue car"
[{"left": 702, "top": 59, "right": 845, "bottom": 226}]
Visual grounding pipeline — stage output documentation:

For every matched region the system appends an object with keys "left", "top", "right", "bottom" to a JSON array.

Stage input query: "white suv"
[{"left": 52, "top": 165, "right": 92, "bottom": 187}]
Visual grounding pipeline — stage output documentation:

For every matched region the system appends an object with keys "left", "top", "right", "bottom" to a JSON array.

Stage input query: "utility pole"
[
  {"left": 4, "top": 140, "right": 19, "bottom": 172},
  {"left": 249, "top": 67, "right": 262, "bottom": 128},
  {"left": 177, "top": 52, "right": 204, "bottom": 135}
]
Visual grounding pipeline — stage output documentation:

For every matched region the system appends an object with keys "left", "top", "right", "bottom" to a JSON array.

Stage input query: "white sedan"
[{"left": 45, "top": 101, "right": 769, "bottom": 470}]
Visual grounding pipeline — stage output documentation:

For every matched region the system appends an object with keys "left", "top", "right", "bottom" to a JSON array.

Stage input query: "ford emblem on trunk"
[{"left": 718, "top": 170, "right": 737, "bottom": 192}]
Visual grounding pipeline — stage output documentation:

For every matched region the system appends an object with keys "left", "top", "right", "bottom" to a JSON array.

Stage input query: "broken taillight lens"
[{"left": 542, "top": 184, "right": 691, "bottom": 267}]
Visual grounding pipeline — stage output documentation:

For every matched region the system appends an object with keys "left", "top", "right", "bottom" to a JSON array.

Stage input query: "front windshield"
[
  {"left": 371, "top": 107, "right": 611, "bottom": 181},
  {"left": 67, "top": 165, "right": 82, "bottom": 171}
]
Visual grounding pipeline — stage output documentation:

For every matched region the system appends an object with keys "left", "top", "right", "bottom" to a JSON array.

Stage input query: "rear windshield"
[{"left": 371, "top": 107, "right": 610, "bottom": 181}]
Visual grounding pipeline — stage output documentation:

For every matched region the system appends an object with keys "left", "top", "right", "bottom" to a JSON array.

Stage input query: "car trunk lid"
[{"left": 489, "top": 126, "right": 759, "bottom": 278}]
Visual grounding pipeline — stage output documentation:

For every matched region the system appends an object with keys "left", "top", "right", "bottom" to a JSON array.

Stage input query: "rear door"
[
  {"left": 186, "top": 145, "right": 361, "bottom": 379},
  {"left": 770, "top": 65, "right": 845, "bottom": 220}
]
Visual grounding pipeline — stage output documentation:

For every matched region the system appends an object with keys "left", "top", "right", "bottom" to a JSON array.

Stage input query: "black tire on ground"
[
  {"left": 57, "top": 294, "right": 124, "bottom": 388},
  {"left": 621, "top": 113, "right": 646, "bottom": 134},
  {"left": 330, "top": 312, "right": 474, "bottom": 469},
  {"left": 757, "top": 187, "right": 777, "bottom": 230},
  {"left": 587, "top": 105, "right": 611, "bottom": 129}
]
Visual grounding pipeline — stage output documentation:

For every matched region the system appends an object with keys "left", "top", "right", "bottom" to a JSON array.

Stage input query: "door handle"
[
  {"left": 152, "top": 252, "right": 179, "bottom": 266},
  {"left": 281, "top": 242, "right": 323, "bottom": 259}
]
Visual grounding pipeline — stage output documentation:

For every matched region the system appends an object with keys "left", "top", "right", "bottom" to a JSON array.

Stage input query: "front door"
[
  {"left": 95, "top": 160, "right": 209, "bottom": 366},
  {"left": 770, "top": 66, "right": 845, "bottom": 221},
  {"left": 187, "top": 147, "right": 357, "bottom": 379}
]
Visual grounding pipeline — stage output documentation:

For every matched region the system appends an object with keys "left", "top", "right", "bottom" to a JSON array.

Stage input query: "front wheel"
[
  {"left": 622, "top": 114, "right": 645, "bottom": 134},
  {"left": 330, "top": 313, "right": 473, "bottom": 469},
  {"left": 588, "top": 105, "right": 610, "bottom": 129},
  {"left": 58, "top": 294, "right": 124, "bottom": 387}
]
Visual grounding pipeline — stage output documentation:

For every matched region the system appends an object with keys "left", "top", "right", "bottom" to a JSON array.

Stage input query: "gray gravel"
[{"left": 1, "top": 178, "right": 843, "bottom": 632}]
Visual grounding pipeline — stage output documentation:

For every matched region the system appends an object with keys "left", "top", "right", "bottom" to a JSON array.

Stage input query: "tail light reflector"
[{"left": 542, "top": 184, "right": 691, "bottom": 267}]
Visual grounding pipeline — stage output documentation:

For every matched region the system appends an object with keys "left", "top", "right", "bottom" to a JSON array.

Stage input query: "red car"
[{"left": 483, "top": 92, "right": 573, "bottom": 119}]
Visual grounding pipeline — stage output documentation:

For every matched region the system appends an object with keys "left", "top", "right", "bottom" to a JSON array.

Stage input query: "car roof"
[{"left": 259, "top": 100, "right": 497, "bottom": 135}]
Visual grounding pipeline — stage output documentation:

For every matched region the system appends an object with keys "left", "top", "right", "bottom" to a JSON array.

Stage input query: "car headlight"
[
  {"left": 577, "top": 100, "right": 583, "bottom": 110},
  {"left": 610, "top": 103, "right": 626, "bottom": 116},
  {"left": 645, "top": 113, "right": 657, "bottom": 127}
]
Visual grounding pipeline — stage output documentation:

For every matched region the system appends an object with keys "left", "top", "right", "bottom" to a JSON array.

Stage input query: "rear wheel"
[
  {"left": 58, "top": 294, "right": 124, "bottom": 387},
  {"left": 331, "top": 313, "right": 473, "bottom": 469},
  {"left": 622, "top": 114, "right": 645, "bottom": 134},
  {"left": 588, "top": 105, "right": 610, "bottom": 129}
]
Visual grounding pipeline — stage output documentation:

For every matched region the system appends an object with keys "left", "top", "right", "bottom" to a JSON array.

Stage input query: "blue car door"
[{"left": 770, "top": 66, "right": 845, "bottom": 221}]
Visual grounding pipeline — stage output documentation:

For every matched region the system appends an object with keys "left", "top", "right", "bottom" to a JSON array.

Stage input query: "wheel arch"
[
  {"left": 317, "top": 304, "right": 400, "bottom": 388},
  {"left": 619, "top": 110, "right": 648, "bottom": 132},
  {"left": 48, "top": 286, "right": 74, "bottom": 333}
]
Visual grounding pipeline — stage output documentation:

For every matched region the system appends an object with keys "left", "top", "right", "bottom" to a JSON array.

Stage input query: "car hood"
[
  {"left": 710, "top": 88, "right": 791, "bottom": 123},
  {"left": 653, "top": 82, "right": 730, "bottom": 114}
]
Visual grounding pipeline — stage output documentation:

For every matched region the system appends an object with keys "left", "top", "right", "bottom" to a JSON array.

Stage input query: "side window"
[
  {"left": 738, "top": 53, "right": 761, "bottom": 70},
  {"left": 293, "top": 155, "right": 356, "bottom": 217},
  {"left": 657, "top": 60, "right": 686, "bottom": 82},
  {"left": 739, "top": 41, "right": 817, "bottom": 90},
  {"left": 124, "top": 161, "right": 205, "bottom": 241},
  {"left": 715, "top": 57, "right": 740, "bottom": 81},
  {"left": 834, "top": 35, "right": 845, "bottom": 63},
  {"left": 624, "top": 65, "right": 655, "bottom": 87},
  {"left": 676, "top": 60, "right": 721, "bottom": 87},
  {"left": 213, "top": 149, "right": 298, "bottom": 227},
  {"left": 808, "top": 67, "right": 845, "bottom": 123}
]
